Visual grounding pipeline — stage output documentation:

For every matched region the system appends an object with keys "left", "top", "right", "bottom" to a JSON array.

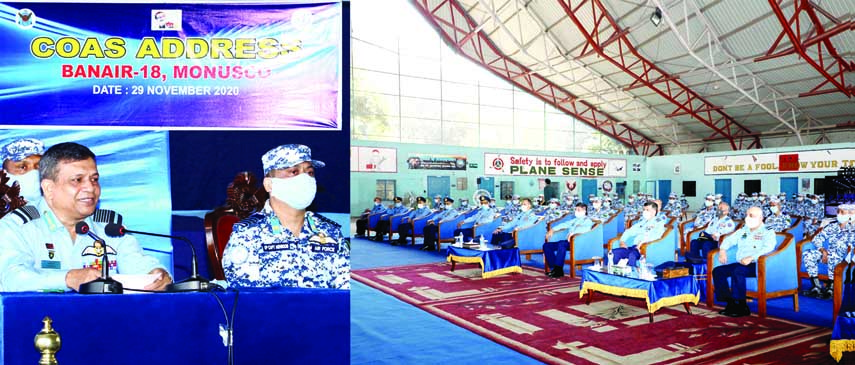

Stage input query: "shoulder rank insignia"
[
  {"left": 10, "top": 204, "right": 40, "bottom": 225},
  {"left": 312, "top": 213, "right": 342, "bottom": 229},
  {"left": 92, "top": 209, "right": 123, "bottom": 225},
  {"left": 234, "top": 213, "right": 265, "bottom": 229}
]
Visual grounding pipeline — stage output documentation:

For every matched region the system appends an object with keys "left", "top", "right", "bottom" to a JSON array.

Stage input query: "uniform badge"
[
  {"left": 48, "top": 250, "right": 55, "bottom": 259},
  {"left": 309, "top": 232, "right": 339, "bottom": 253},
  {"left": 81, "top": 240, "right": 117, "bottom": 257}
]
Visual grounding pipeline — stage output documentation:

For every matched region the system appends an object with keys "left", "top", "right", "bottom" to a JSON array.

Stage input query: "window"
[
  {"left": 682, "top": 181, "right": 696, "bottom": 197},
  {"left": 376, "top": 180, "right": 396, "bottom": 201},
  {"left": 743, "top": 180, "right": 761, "bottom": 195}
]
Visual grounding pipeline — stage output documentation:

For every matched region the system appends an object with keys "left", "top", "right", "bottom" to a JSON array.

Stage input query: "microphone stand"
[{"left": 121, "top": 229, "right": 211, "bottom": 292}]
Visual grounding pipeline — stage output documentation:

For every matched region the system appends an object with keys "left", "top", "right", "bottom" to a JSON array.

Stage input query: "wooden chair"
[
  {"left": 706, "top": 232, "right": 798, "bottom": 318},
  {"left": 204, "top": 207, "right": 241, "bottom": 280},
  {"left": 833, "top": 260, "right": 855, "bottom": 324},
  {"left": 678, "top": 220, "right": 697, "bottom": 256}
]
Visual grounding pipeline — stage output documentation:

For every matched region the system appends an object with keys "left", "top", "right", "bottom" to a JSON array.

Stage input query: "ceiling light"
[{"left": 651, "top": 8, "right": 662, "bottom": 27}]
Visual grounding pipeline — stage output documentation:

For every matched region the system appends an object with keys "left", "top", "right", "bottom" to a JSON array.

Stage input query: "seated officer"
[
  {"left": 395, "top": 197, "right": 434, "bottom": 245},
  {"left": 610, "top": 201, "right": 666, "bottom": 266},
  {"left": 222, "top": 144, "right": 349, "bottom": 289},
  {"left": 713, "top": 207, "right": 776, "bottom": 317},
  {"left": 764, "top": 196, "right": 792, "bottom": 233},
  {"left": 432, "top": 195, "right": 443, "bottom": 210},
  {"left": 421, "top": 197, "right": 460, "bottom": 251},
  {"left": 588, "top": 197, "right": 613, "bottom": 223},
  {"left": 499, "top": 194, "right": 521, "bottom": 218},
  {"left": 490, "top": 198, "right": 539, "bottom": 248},
  {"left": 457, "top": 198, "right": 471, "bottom": 212},
  {"left": 663, "top": 193, "right": 683, "bottom": 219},
  {"left": 453, "top": 196, "right": 495, "bottom": 242},
  {"left": 686, "top": 202, "right": 735, "bottom": 263},
  {"left": 0, "top": 142, "right": 171, "bottom": 292},
  {"left": 355, "top": 197, "right": 385, "bottom": 237},
  {"left": 693, "top": 194, "right": 717, "bottom": 227},
  {"left": 542, "top": 198, "right": 564, "bottom": 221},
  {"left": 1, "top": 137, "right": 45, "bottom": 204},
  {"left": 372, "top": 196, "right": 409, "bottom": 241},
  {"left": 801, "top": 204, "right": 854, "bottom": 299},
  {"left": 542, "top": 203, "right": 595, "bottom": 278}
]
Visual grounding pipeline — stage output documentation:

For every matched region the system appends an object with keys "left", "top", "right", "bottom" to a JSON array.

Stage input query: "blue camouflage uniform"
[
  {"left": 804, "top": 199, "right": 825, "bottom": 236},
  {"left": 542, "top": 216, "right": 595, "bottom": 274},
  {"left": 611, "top": 215, "right": 666, "bottom": 267},
  {"left": 1, "top": 138, "right": 45, "bottom": 203},
  {"left": 664, "top": 199, "right": 683, "bottom": 219},
  {"left": 694, "top": 206, "right": 717, "bottom": 227},
  {"left": 0, "top": 199, "right": 162, "bottom": 292},
  {"left": 713, "top": 224, "right": 776, "bottom": 303},
  {"left": 802, "top": 220, "right": 854, "bottom": 278},
  {"left": 764, "top": 212, "right": 792, "bottom": 233},
  {"left": 223, "top": 202, "right": 349, "bottom": 289}
]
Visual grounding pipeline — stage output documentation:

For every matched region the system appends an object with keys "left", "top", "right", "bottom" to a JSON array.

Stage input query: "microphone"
[
  {"left": 105, "top": 223, "right": 211, "bottom": 292},
  {"left": 75, "top": 222, "right": 123, "bottom": 294}
]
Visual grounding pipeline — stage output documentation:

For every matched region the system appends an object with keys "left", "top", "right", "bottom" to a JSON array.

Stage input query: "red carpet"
[{"left": 353, "top": 262, "right": 834, "bottom": 365}]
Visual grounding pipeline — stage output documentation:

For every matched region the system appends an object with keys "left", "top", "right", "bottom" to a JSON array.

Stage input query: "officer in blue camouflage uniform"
[
  {"left": 713, "top": 206, "right": 776, "bottom": 317},
  {"left": 371, "top": 196, "right": 410, "bottom": 241},
  {"left": 0, "top": 142, "right": 170, "bottom": 292},
  {"left": 731, "top": 193, "right": 747, "bottom": 220},
  {"left": 432, "top": 195, "right": 443, "bottom": 210},
  {"left": 693, "top": 194, "right": 717, "bottom": 227},
  {"left": 457, "top": 198, "right": 471, "bottom": 212},
  {"left": 792, "top": 193, "right": 807, "bottom": 217},
  {"left": 421, "top": 197, "right": 461, "bottom": 250},
  {"left": 588, "top": 197, "right": 613, "bottom": 223},
  {"left": 801, "top": 204, "right": 854, "bottom": 299},
  {"left": 1, "top": 137, "right": 45, "bottom": 205},
  {"left": 611, "top": 195, "right": 624, "bottom": 211},
  {"left": 499, "top": 194, "right": 522, "bottom": 221},
  {"left": 764, "top": 196, "right": 792, "bottom": 233},
  {"left": 395, "top": 196, "right": 434, "bottom": 245},
  {"left": 625, "top": 194, "right": 640, "bottom": 219},
  {"left": 222, "top": 144, "right": 349, "bottom": 289},
  {"left": 454, "top": 196, "right": 496, "bottom": 242},
  {"left": 542, "top": 198, "right": 565, "bottom": 222},
  {"left": 542, "top": 203, "right": 595, "bottom": 278},
  {"left": 680, "top": 194, "right": 689, "bottom": 212},
  {"left": 663, "top": 193, "right": 683, "bottom": 219},
  {"left": 804, "top": 194, "right": 825, "bottom": 237},
  {"left": 355, "top": 197, "right": 385, "bottom": 237}
]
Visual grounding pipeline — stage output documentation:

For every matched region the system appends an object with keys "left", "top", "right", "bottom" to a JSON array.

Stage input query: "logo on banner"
[
  {"left": 15, "top": 8, "right": 36, "bottom": 29},
  {"left": 779, "top": 154, "right": 799, "bottom": 171},
  {"left": 151, "top": 10, "right": 182, "bottom": 31},
  {"left": 491, "top": 158, "right": 504, "bottom": 171}
]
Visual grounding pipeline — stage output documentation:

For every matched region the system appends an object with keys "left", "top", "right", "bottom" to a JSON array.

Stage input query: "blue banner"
[{"left": 0, "top": 2, "right": 341, "bottom": 129}]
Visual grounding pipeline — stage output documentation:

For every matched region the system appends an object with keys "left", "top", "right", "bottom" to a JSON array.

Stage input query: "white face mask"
[
  {"left": 770, "top": 206, "right": 779, "bottom": 214},
  {"left": 374, "top": 202, "right": 381, "bottom": 206},
  {"left": 521, "top": 205, "right": 531, "bottom": 212},
  {"left": 512, "top": 199, "right": 519, "bottom": 205},
  {"left": 6, "top": 170, "right": 41, "bottom": 202},
  {"left": 628, "top": 198, "right": 634, "bottom": 203},
  {"left": 461, "top": 202, "right": 468, "bottom": 207},
  {"left": 395, "top": 202, "right": 402, "bottom": 207},
  {"left": 745, "top": 216, "right": 761, "bottom": 229},
  {"left": 592, "top": 203, "right": 601, "bottom": 209},
  {"left": 642, "top": 211, "right": 655, "bottom": 221},
  {"left": 417, "top": 203, "right": 425, "bottom": 209},
  {"left": 574, "top": 211, "right": 585, "bottom": 219},
  {"left": 811, "top": 199, "right": 818, "bottom": 204},
  {"left": 714, "top": 199, "right": 721, "bottom": 205},
  {"left": 704, "top": 200, "right": 713, "bottom": 207},
  {"left": 797, "top": 197, "right": 804, "bottom": 201},
  {"left": 604, "top": 202, "right": 611, "bottom": 207},
  {"left": 445, "top": 204, "right": 453, "bottom": 209},
  {"left": 481, "top": 204, "right": 489, "bottom": 210},
  {"left": 549, "top": 203, "right": 558, "bottom": 209},
  {"left": 838, "top": 214, "right": 850, "bottom": 223},
  {"left": 270, "top": 174, "right": 316, "bottom": 210}
]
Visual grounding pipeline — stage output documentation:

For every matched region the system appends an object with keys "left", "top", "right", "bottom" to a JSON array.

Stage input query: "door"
[
  {"left": 499, "top": 181, "right": 514, "bottom": 200},
  {"left": 658, "top": 180, "right": 671, "bottom": 201},
  {"left": 715, "top": 179, "right": 732, "bottom": 206},
  {"left": 582, "top": 179, "right": 598, "bottom": 204},
  {"left": 427, "top": 176, "right": 450, "bottom": 199},
  {"left": 478, "top": 177, "right": 495, "bottom": 198},
  {"left": 645, "top": 180, "right": 656, "bottom": 197},
  {"left": 780, "top": 177, "right": 798, "bottom": 200}
]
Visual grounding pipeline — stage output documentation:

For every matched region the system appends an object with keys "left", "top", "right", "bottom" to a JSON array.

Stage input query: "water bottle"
[
  {"left": 456, "top": 233, "right": 463, "bottom": 245},
  {"left": 638, "top": 255, "right": 647, "bottom": 276},
  {"left": 607, "top": 250, "right": 614, "bottom": 273},
  {"left": 479, "top": 235, "right": 486, "bottom": 246}
]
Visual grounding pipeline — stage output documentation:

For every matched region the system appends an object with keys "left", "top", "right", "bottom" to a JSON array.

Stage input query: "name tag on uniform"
[
  {"left": 41, "top": 260, "right": 61, "bottom": 269},
  {"left": 262, "top": 242, "right": 298, "bottom": 251},
  {"left": 310, "top": 243, "right": 338, "bottom": 253},
  {"left": 753, "top": 234, "right": 763, "bottom": 240}
]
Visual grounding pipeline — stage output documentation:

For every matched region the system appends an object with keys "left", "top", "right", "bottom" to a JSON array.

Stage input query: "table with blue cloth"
[
  {"left": 446, "top": 245, "right": 522, "bottom": 278},
  {"left": 580, "top": 267, "right": 700, "bottom": 323},
  {"left": 0, "top": 288, "right": 349, "bottom": 364}
]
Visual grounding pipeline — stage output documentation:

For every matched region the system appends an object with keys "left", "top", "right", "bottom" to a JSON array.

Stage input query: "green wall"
[{"left": 350, "top": 141, "right": 647, "bottom": 216}]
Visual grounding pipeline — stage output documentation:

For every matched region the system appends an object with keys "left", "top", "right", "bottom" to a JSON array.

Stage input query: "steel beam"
[
  {"left": 412, "top": 0, "right": 663, "bottom": 155},
  {"left": 763, "top": 0, "right": 855, "bottom": 98},
  {"left": 556, "top": 0, "right": 761, "bottom": 151}
]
